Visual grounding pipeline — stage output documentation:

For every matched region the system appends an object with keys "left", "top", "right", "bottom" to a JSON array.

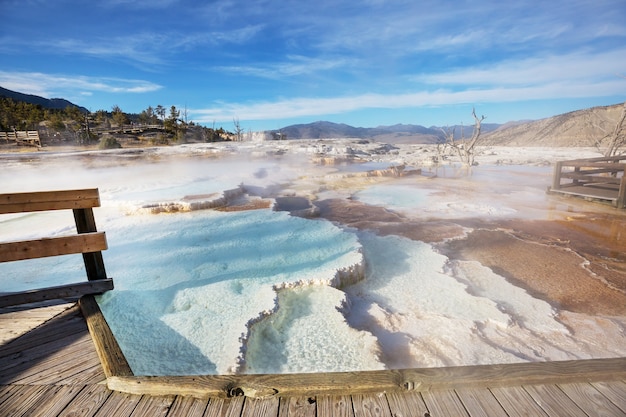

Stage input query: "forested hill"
[{"left": 0, "top": 86, "right": 88, "bottom": 112}]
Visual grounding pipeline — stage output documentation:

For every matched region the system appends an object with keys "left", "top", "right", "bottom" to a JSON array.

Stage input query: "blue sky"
[{"left": 1, "top": 0, "right": 625, "bottom": 131}]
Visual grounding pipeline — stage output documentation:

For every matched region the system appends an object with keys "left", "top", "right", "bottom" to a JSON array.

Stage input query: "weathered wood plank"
[
  {"left": 455, "top": 387, "right": 506, "bottom": 417},
  {"left": 316, "top": 395, "right": 355, "bottom": 417},
  {"left": 0, "top": 331, "right": 93, "bottom": 375},
  {"left": 202, "top": 397, "right": 245, "bottom": 417},
  {"left": 558, "top": 161, "right": 626, "bottom": 170},
  {"left": 421, "top": 390, "right": 469, "bottom": 417},
  {"left": 352, "top": 393, "right": 392, "bottom": 417},
  {"left": 385, "top": 391, "right": 429, "bottom": 417},
  {"left": 591, "top": 381, "right": 626, "bottom": 414},
  {"left": 560, "top": 173, "right": 622, "bottom": 184},
  {"left": 278, "top": 396, "right": 316, "bottom": 417},
  {"left": 0, "top": 384, "right": 50, "bottom": 417},
  {"left": 0, "top": 330, "right": 97, "bottom": 381},
  {"left": 9, "top": 342, "right": 101, "bottom": 385},
  {"left": 165, "top": 395, "right": 209, "bottom": 417},
  {"left": 524, "top": 384, "right": 588, "bottom": 417},
  {"left": 79, "top": 295, "right": 133, "bottom": 378},
  {"left": 92, "top": 390, "right": 142, "bottom": 417},
  {"left": 0, "top": 189, "right": 101, "bottom": 214},
  {"left": 0, "top": 279, "right": 113, "bottom": 308},
  {"left": 22, "top": 384, "right": 85, "bottom": 417},
  {"left": 0, "top": 306, "right": 86, "bottom": 357},
  {"left": 559, "top": 382, "right": 626, "bottom": 416},
  {"left": 56, "top": 384, "right": 111, "bottom": 417},
  {"left": 490, "top": 386, "right": 548, "bottom": 417},
  {"left": 105, "top": 358, "right": 626, "bottom": 399},
  {"left": 241, "top": 397, "right": 280, "bottom": 417},
  {"left": 128, "top": 394, "right": 175, "bottom": 417},
  {"left": 0, "top": 232, "right": 107, "bottom": 262}
]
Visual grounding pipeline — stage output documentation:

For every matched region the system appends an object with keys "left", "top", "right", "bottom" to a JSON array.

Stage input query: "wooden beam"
[
  {"left": 0, "top": 279, "right": 113, "bottom": 308},
  {"left": 104, "top": 357, "right": 626, "bottom": 400},
  {"left": 560, "top": 173, "right": 622, "bottom": 184},
  {"left": 0, "top": 232, "right": 107, "bottom": 263},
  {"left": 79, "top": 295, "right": 133, "bottom": 378},
  {"left": 0, "top": 189, "right": 101, "bottom": 214},
  {"left": 559, "top": 161, "right": 626, "bottom": 170}
]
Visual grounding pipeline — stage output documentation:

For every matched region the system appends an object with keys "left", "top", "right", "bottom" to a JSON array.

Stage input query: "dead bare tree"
[
  {"left": 448, "top": 108, "right": 486, "bottom": 166},
  {"left": 233, "top": 117, "right": 244, "bottom": 141}
]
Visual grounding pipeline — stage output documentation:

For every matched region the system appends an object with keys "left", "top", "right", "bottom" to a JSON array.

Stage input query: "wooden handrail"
[
  {"left": 0, "top": 188, "right": 100, "bottom": 214},
  {"left": 0, "top": 232, "right": 107, "bottom": 263},
  {"left": 0, "top": 188, "right": 113, "bottom": 307}
]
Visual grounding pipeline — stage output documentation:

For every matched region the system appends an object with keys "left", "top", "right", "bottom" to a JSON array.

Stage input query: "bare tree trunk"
[{"left": 447, "top": 108, "right": 486, "bottom": 166}]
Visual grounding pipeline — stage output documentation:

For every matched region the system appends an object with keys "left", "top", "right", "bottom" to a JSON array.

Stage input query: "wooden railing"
[
  {"left": 550, "top": 155, "right": 626, "bottom": 208},
  {"left": 0, "top": 189, "right": 113, "bottom": 307},
  {"left": 0, "top": 130, "right": 42, "bottom": 147}
]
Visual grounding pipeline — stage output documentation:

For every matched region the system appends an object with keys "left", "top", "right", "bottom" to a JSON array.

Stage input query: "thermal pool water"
[{"left": 1, "top": 142, "right": 625, "bottom": 375}]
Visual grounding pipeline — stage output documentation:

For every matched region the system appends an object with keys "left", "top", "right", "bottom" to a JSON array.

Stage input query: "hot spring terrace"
[{"left": 1, "top": 189, "right": 626, "bottom": 416}]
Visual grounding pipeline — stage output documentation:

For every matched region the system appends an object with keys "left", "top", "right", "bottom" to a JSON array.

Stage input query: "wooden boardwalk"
[
  {"left": 549, "top": 156, "right": 626, "bottom": 208},
  {"left": 1, "top": 302, "right": 625, "bottom": 416}
]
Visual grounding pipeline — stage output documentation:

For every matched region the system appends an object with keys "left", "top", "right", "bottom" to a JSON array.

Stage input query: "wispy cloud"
[
  {"left": 0, "top": 71, "right": 162, "bottom": 97},
  {"left": 191, "top": 78, "right": 625, "bottom": 123},
  {"left": 413, "top": 49, "right": 626, "bottom": 87},
  {"left": 215, "top": 55, "right": 356, "bottom": 79}
]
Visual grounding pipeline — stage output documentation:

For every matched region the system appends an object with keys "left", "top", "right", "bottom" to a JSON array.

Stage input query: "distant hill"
[
  {"left": 274, "top": 103, "right": 625, "bottom": 147},
  {"left": 0, "top": 86, "right": 88, "bottom": 113},
  {"left": 481, "top": 103, "right": 624, "bottom": 147},
  {"left": 275, "top": 121, "right": 502, "bottom": 144}
]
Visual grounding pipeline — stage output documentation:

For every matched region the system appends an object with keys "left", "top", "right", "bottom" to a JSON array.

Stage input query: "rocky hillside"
[{"left": 481, "top": 103, "right": 624, "bottom": 147}]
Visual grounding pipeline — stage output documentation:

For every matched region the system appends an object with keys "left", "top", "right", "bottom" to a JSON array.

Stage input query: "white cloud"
[
  {"left": 191, "top": 78, "right": 625, "bottom": 123},
  {"left": 215, "top": 55, "right": 356, "bottom": 79},
  {"left": 0, "top": 71, "right": 162, "bottom": 97},
  {"left": 412, "top": 49, "right": 626, "bottom": 87}
]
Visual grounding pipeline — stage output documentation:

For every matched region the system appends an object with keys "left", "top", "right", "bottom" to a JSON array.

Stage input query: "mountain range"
[
  {"left": 275, "top": 120, "right": 502, "bottom": 143},
  {"left": 0, "top": 86, "right": 88, "bottom": 112}
]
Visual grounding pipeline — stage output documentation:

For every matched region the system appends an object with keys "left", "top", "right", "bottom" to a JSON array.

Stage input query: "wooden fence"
[
  {"left": 0, "top": 189, "right": 113, "bottom": 307},
  {"left": 550, "top": 155, "right": 626, "bottom": 208},
  {"left": 0, "top": 131, "right": 42, "bottom": 147}
]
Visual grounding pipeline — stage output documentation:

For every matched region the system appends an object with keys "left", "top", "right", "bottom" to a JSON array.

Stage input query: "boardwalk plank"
[
  {"left": 456, "top": 387, "right": 507, "bottom": 417},
  {"left": 0, "top": 308, "right": 87, "bottom": 357},
  {"left": 278, "top": 396, "right": 316, "bottom": 417},
  {"left": 490, "top": 386, "right": 548, "bottom": 417},
  {"left": 559, "top": 382, "right": 626, "bottom": 417},
  {"left": 25, "top": 384, "right": 86, "bottom": 417},
  {"left": 0, "top": 384, "right": 50, "bottom": 417},
  {"left": 241, "top": 397, "right": 280, "bottom": 417},
  {"left": 422, "top": 390, "right": 469, "bottom": 417},
  {"left": 63, "top": 363, "right": 106, "bottom": 385},
  {"left": 592, "top": 381, "right": 626, "bottom": 413},
  {"left": 202, "top": 397, "right": 245, "bottom": 417},
  {"left": 0, "top": 385, "right": 18, "bottom": 405},
  {"left": 93, "top": 390, "right": 142, "bottom": 417},
  {"left": 166, "top": 395, "right": 210, "bottom": 417},
  {"left": 386, "top": 391, "right": 429, "bottom": 417},
  {"left": 128, "top": 394, "right": 175, "bottom": 417},
  {"left": 57, "top": 383, "right": 111, "bottom": 417},
  {"left": 0, "top": 332, "right": 94, "bottom": 377},
  {"left": 8, "top": 341, "right": 101, "bottom": 385},
  {"left": 352, "top": 393, "right": 392, "bottom": 417},
  {"left": 524, "top": 384, "right": 587, "bottom": 417},
  {"left": 316, "top": 395, "right": 355, "bottom": 417}
]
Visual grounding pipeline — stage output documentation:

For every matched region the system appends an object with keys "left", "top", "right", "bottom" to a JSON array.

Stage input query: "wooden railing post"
[
  {"left": 552, "top": 161, "right": 563, "bottom": 191},
  {"left": 74, "top": 207, "right": 108, "bottom": 281},
  {"left": 618, "top": 168, "right": 626, "bottom": 209}
]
